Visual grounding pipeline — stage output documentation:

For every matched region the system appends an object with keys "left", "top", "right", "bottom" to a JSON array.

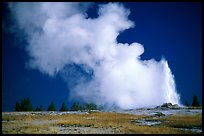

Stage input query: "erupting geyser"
[{"left": 9, "top": 2, "right": 181, "bottom": 109}]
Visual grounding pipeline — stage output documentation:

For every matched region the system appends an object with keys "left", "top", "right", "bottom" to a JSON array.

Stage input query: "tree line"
[
  {"left": 184, "top": 95, "right": 201, "bottom": 107},
  {"left": 15, "top": 98, "right": 99, "bottom": 112},
  {"left": 15, "top": 95, "right": 201, "bottom": 111}
]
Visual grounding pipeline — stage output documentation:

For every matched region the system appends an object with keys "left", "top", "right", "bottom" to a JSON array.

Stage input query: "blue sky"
[{"left": 2, "top": 2, "right": 202, "bottom": 111}]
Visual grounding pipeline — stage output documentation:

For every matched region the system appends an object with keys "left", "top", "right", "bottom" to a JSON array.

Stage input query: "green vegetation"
[
  {"left": 71, "top": 102, "right": 99, "bottom": 111},
  {"left": 35, "top": 105, "right": 43, "bottom": 111},
  {"left": 15, "top": 98, "right": 33, "bottom": 111},
  {"left": 14, "top": 95, "right": 201, "bottom": 112},
  {"left": 14, "top": 102, "right": 21, "bottom": 111},
  {"left": 71, "top": 102, "right": 80, "bottom": 111},
  {"left": 84, "top": 103, "right": 98, "bottom": 111},
  {"left": 47, "top": 102, "right": 56, "bottom": 111},
  {"left": 59, "top": 102, "right": 68, "bottom": 111},
  {"left": 184, "top": 100, "right": 189, "bottom": 107},
  {"left": 15, "top": 98, "right": 100, "bottom": 112},
  {"left": 192, "top": 95, "right": 200, "bottom": 107}
]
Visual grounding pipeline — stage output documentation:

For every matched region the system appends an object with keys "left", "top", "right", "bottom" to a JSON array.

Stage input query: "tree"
[
  {"left": 184, "top": 100, "right": 189, "bottom": 107},
  {"left": 79, "top": 104, "right": 85, "bottom": 111},
  {"left": 71, "top": 102, "right": 80, "bottom": 111},
  {"left": 192, "top": 95, "right": 200, "bottom": 107},
  {"left": 85, "top": 103, "right": 97, "bottom": 110},
  {"left": 35, "top": 105, "right": 43, "bottom": 111},
  {"left": 47, "top": 102, "right": 56, "bottom": 111},
  {"left": 20, "top": 98, "right": 33, "bottom": 111},
  {"left": 59, "top": 102, "right": 68, "bottom": 111},
  {"left": 15, "top": 102, "right": 21, "bottom": 111}
]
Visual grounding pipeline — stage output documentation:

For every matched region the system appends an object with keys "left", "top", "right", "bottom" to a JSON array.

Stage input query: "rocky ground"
[{"left": 112, "top": 107, "right": 202, "bottom": 116}]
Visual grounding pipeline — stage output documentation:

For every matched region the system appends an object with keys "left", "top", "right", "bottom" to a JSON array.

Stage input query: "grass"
[
  {"left": 158, "top": 113, "right": 202, "bottom": 128},
  {"left": 2, "top": 111, "right": 202, "bottom": 134}
]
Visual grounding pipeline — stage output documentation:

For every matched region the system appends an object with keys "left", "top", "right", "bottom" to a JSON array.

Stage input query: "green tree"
[
  {"left": 15, "top": 102, "right": 21, "bottom": 111},
  {"left": 79, "top": 104, "right": 85, "bottom": 111},
  {"left": 59, "top": 102, "right": 68, "bottom": 111},
  {"left": 85, "top": 103, "right": 97, "bottom": 110},
  {"left": 184, "top": 100, "right": 189, "bottom": 107},
  {"left": 47, "top": 102, "right": 56, "bottom": 111},
  {"left": 35, "top": 105, "right": 43, "bottom": 111},
  {"left": 20, "top": 98, "right": 33, "bottom": 111},
  {"left": 192, "top": 95, "right": 200, "bottom": 107},
  {"left": 71, "top": 102, "right": 80, "bottom": 111}
]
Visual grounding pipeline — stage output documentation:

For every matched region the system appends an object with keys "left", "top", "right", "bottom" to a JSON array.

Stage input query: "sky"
[{"left": 2, "top": 2, "right": 202, "bottom": 111}]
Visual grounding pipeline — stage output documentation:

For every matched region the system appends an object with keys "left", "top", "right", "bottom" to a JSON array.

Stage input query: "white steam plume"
[{"left": 9, "top": 2, "right": 180, "bottom": 109}]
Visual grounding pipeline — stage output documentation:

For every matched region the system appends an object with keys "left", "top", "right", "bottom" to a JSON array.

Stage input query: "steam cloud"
[{"left": 9, "top": 2, "right": 180, "bottom": 109}]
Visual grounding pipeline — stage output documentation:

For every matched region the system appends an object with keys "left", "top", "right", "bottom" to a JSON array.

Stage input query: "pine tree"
[
  {"left": 59, "top": 102, "right": 68, "bottom": 111},
  {"left": 184, "top": 100, "right": 189, "bottom": 107},
  {"left": 35, "top": 105, "right": 43, "bottom": 111},
  {"left": 20, "top": 98, "right": 33, "bottom": 111},
  {"left": 192, "top": 95, "right": 200, "bottom": 107},
  {"left": 71, "top": 102, "right": 80, "bottom": 111},
  {"left": 85, "top": 103, "right": 97, "bottom": 110},
  {"left": 47, "top": 102, "right": 56, "bottom": 111},
  {"left": 15, "top": 102, "right": 21, "bottom": 111},
  {"left": 35, "top": 106, "right": 40, "bottom": 111}
]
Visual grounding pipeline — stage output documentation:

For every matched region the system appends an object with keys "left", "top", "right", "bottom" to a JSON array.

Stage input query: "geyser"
[{"left": 9, "top": 2, "right": 181, "bottom": 109}]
